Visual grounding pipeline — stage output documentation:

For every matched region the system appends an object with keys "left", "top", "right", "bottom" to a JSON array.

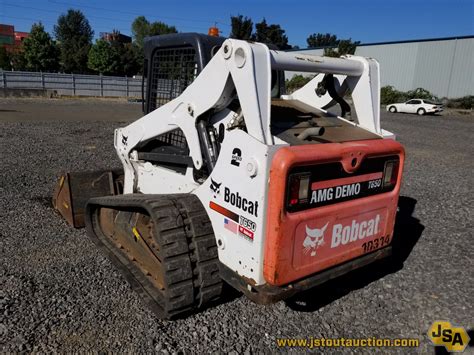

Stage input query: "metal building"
[{"left": 287, "top": 36, "right": 473, "bottom": 98}]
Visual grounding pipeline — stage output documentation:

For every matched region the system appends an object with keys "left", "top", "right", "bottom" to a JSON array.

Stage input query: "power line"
[
  {"left": 1, "top": 15, "right": 222, "bottom": 36},
  {"left": 1, "top": 13, "right": 230, "bottom": 39},
  {"left": 3, "top": 3, "right": 136, "bottom": 24},
  {"left": 0, "top": 14, "right": 125, "bottom": 33},
  {"left": 2, "top": 3, "right": 223, "bottom": 31},
  {"left": 46, "top": 0, "right": 231, "bottom": 27}
]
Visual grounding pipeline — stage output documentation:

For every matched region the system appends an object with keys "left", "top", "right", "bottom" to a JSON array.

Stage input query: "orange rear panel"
[{"left": 264, "top": 139, "right": 405, "bottom": 286}]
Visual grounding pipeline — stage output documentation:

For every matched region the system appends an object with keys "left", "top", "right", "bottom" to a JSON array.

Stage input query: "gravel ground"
[{"left": 0, "top": 99, "right": 473, "bottom": 353}]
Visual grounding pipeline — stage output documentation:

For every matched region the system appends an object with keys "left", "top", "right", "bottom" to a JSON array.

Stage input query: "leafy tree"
[
  {"left": 285, "top": 74, "right": 314, "bottom": 93},
  {"left": 10, "top": 50, "right": 27, "bottom": 71},
  {"left": 381, "top": 86, "right": 438, "bottom": 105},
  {"left": 88, "top": 39, "right": 116, "bottom": 74},
  {"left": 307, "top": 33, "right": 339, "bottom": 48},
  {"left": 446, "top": 95, "right": 473, "bottom": 109},
  {"left": 0, "top": 47, "right": 12, "bottom": 70},
  {"left": 120, "top": 43, "right": 142, "bottom": 76},
  {"left": 405, "top": 87, "right": 438, "bottom": 101},
  {"left": 131, "top": 16, "right": 149, "bottom": 49},
  {"left": 149, "top": 21, "right": 177, "bottom": 36},
  {"left": 253, "top": 19, "right": 291, "bottom": 50},
  {"left": 380, "top": 85, "right": 406, "bottom": 105},
  {"left": 324, "top": 38, "right": 360, "bottom": 57},
  {"left": 131, "top": 16, "right": 177, "bottom": 49},
  {"left": 54, "top": 9, "right": 94, "bottom": 73},
  {"left": 230, "top": 15, "right": 253, "bottom": 40},
  {"left": 22, "top": 23, "right": 59, "bottom": 72},
  {"left": 88, "top": 30, "right": 142, "bottom": 76}
]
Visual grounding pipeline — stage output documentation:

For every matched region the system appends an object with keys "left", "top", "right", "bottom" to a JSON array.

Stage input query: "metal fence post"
[
  {"left": 100, "top": 74, "right": 103, "bottom": 97},
  {"left": 126, "top": 76, "right": 129, "bottom": 97},
  {"left": 2, "top": 71, "right": 6, "bottom": 88},
  {"left": 41, "top": 72, "right": 45, "bottom": 89},
  {"left": 72, "top": 74, "right": 76, "bottom": 95}
]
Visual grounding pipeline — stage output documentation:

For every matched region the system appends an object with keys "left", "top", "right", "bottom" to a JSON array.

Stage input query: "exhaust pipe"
[{"left": 297, "top": 127, "right": 325, "bottom": 141}]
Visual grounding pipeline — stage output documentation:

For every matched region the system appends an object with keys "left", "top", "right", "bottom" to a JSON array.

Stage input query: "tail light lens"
[
  {"left": 288, "top": 173, "right": 310, "bottom": 206},
  {"left": 383, "top": 160, "right": 399, "bottom": 188}
]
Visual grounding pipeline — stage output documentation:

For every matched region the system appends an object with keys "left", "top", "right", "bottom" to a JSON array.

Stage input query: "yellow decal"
[
  {"left": 428, "top": 321, "right": 470, "bottom": 352},
  {"left": 132, "top": 227, "right": 141, "bottom": 242},
  {"left": 62, "top": 201, "right": 69, "bottom": 209}
]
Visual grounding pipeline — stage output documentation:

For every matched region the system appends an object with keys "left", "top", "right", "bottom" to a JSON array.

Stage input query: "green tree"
[
  {"left": 253, "top": 19, "right": 291, "bottom": 50},
  {"left": 88, "top": 39, "right": 117, "bottom": 74},
  {"left": 230, "top": 15, "right": 253, "bottom": 40},
  {"left": 0, "top": 47, "right": 12, "bottom": 70},
  {"left": 307, "top": 33, "right": 339, "bottom": 48},
  {"left": 10, "top": 50, "right": 27, "bottom": 71},
  {"left": 54, "top": 9, "right": 94, "bottom": 73},
  {"left": 131, "top": 16, "right": 177, "bottom": 49},
  {"left": 22, "top": 23, "right": 59, "bottom": 72},
  {"left": 149, "top": 21, "right": 177, "bottom": 36},
  {"left": 285, "top": 74, "right": 314, "bottom": 93},
  {"left": 88, "top": 30, "right": 141, "bottom": 76},
  {"left": 131, "top": 16, "right": 149, "bottom": 49},
  {"left": 380, "top": 85, "right": 406, "bottom": 105},
  {"left": 120, "top": 43, "right": 142, "bottom": 76},
  {"left": 324, "top": 38, "right": 360, "bottom": 57}
]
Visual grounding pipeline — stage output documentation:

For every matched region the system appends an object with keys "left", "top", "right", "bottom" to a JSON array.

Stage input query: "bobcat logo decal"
[
  {"left": 210, "top": 178, "right": 222, "bottom": 197},
  {"left": 303, "top": 222, "right": 328, "bottom": 256}
]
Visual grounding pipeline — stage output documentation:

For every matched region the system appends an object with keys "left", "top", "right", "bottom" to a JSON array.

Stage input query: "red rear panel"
[{"left": 264, "top": 139, "right": 405, "bottom": 286}]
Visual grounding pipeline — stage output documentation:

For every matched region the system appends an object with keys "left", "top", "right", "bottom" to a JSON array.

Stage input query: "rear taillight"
[
  {"left": 383, "top": 160, "right": 399, "bottom": 188},
  {"left": 288, "top": 173, "right": 310, "bottom": 206}
]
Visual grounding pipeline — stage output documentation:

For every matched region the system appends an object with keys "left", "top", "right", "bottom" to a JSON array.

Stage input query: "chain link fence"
[{"left": 0, "top": 71, "right": 144, "bottom": 98}]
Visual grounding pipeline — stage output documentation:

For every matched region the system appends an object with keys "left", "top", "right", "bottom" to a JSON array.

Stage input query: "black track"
[{"left": 85, "top": 194, "right": 223, "bottom": 319}]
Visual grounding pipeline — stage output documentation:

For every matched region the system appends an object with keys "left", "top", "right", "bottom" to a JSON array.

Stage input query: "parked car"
[{"left": 386, "top": 99, "right": 443, "bottom": 115}]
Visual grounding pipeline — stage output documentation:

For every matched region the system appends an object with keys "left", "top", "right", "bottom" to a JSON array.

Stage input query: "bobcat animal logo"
[
  {"left": 303, "top": 222, "right": 328, "bottom": 256},
  {"left": 210, "top": 178, "right": 222, "bottom": 197}
]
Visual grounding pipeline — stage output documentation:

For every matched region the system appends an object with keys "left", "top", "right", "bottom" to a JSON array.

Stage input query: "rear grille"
[{"left": 149, "top": 46, "right": 197, "bottom": 148}]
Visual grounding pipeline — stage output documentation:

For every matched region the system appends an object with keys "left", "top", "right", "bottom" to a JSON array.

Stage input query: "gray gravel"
[{"left": 0, "top": 100, "right": 473, "bottom": 353}]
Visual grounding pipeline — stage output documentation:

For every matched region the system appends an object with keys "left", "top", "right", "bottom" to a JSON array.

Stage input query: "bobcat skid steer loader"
[{"left": 53, "top": 33, "right": 404, "bottom": 319}]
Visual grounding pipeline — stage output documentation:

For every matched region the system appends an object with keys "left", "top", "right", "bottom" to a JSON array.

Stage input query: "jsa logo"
[{"left": 428, "top": 321, "right": 470, "bottom": 352}]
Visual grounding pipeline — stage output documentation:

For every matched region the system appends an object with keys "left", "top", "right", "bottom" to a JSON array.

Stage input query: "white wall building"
[{"left": 287, "top": 36, "right": 473, "bottom": 98}]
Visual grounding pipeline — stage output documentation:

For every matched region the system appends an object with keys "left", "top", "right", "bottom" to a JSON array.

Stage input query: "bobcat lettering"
[
  {"left": 331, "top": 214, "right": 380, "bottom": 248},
  {"left": 224, "top": 187, "right": 258, "bottom": 217}
]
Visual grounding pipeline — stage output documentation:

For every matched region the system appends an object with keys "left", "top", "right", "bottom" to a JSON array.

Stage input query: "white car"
[{"left": 386, "top": 99, "right": 443, "bottom": 115}]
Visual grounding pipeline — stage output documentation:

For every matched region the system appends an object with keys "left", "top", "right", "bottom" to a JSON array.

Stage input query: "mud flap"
[{"left": 52, "top": 170, "right": 123, "bottom": 228}]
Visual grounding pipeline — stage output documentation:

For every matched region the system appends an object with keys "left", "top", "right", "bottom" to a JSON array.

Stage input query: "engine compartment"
[{"left": 270, "top": 99, "right": 381, "bottom": 145}]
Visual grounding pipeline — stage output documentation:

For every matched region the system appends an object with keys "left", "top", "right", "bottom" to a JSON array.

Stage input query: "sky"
[{"left": 1, "top": 0, "right": 472, "bottom": 48}]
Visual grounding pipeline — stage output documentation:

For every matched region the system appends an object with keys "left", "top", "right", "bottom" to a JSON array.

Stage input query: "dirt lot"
[
  {"left": 0, "top": 97, "right": 142, "bottom": 122},
  {"left": 0, "top": 98, "right": 473, "bottom": 353}
]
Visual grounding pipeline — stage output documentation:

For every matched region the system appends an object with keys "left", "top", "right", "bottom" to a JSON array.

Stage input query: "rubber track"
[{"left": 85, "top": 194, "right": 222, "bottom": 319}]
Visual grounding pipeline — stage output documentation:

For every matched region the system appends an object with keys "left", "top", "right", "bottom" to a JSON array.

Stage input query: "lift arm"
[{"left": 114, "top": 39, "right": 382, "bottom": 193}]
